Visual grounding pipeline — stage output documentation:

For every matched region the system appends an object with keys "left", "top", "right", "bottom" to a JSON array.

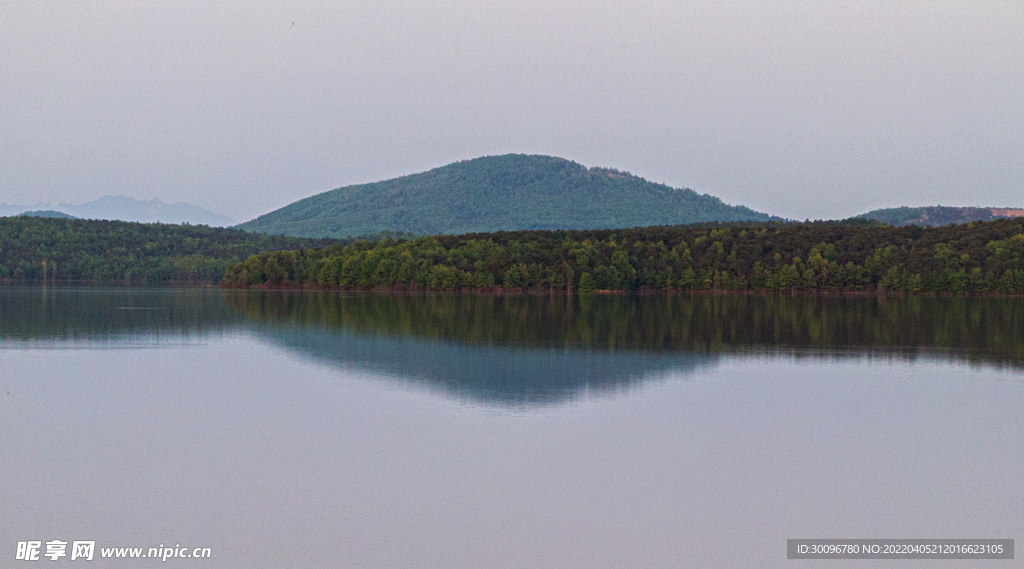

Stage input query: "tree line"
[
  {"left": 220, "top": 218, "right": 1024, "bottom": 294},
  {"left": 0, "top": 217, "right": 341, "bottom": 283}
]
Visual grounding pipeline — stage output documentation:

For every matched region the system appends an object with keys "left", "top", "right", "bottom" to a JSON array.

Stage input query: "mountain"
[
  {"left": 0, "top": 195, "right": 234, "bottom": 226},
  {"left": 858, "top": 206, "right": 1024, "bottom": 226},
  {"left": 18, "top": 210, "right": 77, "bottom": 219},
  {"left": 65, "top": 195, "right": 236, "bottom": 226},
  {"left": 0, "top": 203, "right": 52, "bottom": 217},
  {"left": 237, "top": 154, "right": 775, "bottom": 238}
]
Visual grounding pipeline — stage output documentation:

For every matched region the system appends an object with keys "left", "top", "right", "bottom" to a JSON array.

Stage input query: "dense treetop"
[
  {"left": 236, "top": 154, "right": 774, "bottom": 238},
  {"left": 0, "top": 216, "right": 341, "bottom": 283},
  {"left": 222, "top": 218, "right": 1024, "bottom": 294}
]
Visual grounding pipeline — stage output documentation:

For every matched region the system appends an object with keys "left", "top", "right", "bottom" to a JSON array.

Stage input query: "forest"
[
  {"left": 0, "top": 216, "right": 340, "bottom": 283},
  {"left": 221, "top": 218, "right": 1024, "bottom": 294}
]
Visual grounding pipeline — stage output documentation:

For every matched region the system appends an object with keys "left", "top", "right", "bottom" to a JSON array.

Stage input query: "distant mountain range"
[
  {"left": 237, "top": 154, "right": 776, "bottom": 238},
  {"left": 5, "top": 173, "right": 1019, "bottom": 238},
  {"left": 857, "top": 206, "right": 1024, "bottom": 227},
  {"left": 0, "top": 195, "right": 234, "bottom": 226}
]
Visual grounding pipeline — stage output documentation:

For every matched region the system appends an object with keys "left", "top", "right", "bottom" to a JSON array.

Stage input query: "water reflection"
[
  {"left": 226, "top": 292, "right": 1024, "bottom": 403},
  {"left": 0, "top": 286, "right": 240, "bottom": 341},
  {"left": 3, "top": 286, "right": 1020, "bottom": 568},
  {"left": 262, "top": 327, "right": 719, "bottom": 405},
  {"left": 2, "top": 287, "right": 1022, "bottom": 405},
  {"left": 226, "top": 290, "right": 1024, "bottom": 361}
]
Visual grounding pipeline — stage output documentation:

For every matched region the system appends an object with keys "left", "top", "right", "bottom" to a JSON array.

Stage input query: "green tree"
[{"left": 578, "top": 272, "right": 596, "bottom": 292}]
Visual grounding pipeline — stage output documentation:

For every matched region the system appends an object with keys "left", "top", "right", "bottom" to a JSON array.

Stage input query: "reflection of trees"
[
  {"left": 3, "top": 288, "right": 1021, "bottom": 406},
  {"left": 5, "top": 287, "right": 1023, "bottom": 368},
  {"left": 226, "top": 292, "right": 1024, "bottom": 406},
  {"left": 225, "top": 292, "right": 1024, "bottom": 365},
  {"left": 0, "top": 286, "right": 239, "bottom": 340}
]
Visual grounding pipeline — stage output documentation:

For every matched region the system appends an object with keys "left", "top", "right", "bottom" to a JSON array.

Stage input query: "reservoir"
[{"left": 1, "top": 287, "right": 1021, "bottom": 568}]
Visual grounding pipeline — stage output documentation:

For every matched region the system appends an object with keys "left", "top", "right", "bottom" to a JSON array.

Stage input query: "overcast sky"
[{"left": 2, "top": 1, "right": 1021, "bottom": 223}]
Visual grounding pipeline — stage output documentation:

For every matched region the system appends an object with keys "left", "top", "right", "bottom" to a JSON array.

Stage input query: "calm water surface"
[{"left": 1, "top": 287, "right": 1021, "bottom": 568}]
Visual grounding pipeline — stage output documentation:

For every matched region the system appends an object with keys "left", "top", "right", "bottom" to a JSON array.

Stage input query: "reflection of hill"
[
  {"left": 228, "top": 292, "right": 1024, "bottom": 405},
  {"left": 3, "top": 287, "right": 1022, "bottom": 405},
  {"left": 259, "top": 327, "right": 718, "bottom": 406},
  {"left": 225, "top": 291, "right": 1024, "bottom": 364}
]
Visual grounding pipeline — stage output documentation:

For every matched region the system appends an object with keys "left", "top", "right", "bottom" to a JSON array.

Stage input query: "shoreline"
[
  {"left": 3, "top": 279, "right": 1022, "bottom": 297},
  {"left": 215, "top": 281, "right": 1024, "bottom": 298}
]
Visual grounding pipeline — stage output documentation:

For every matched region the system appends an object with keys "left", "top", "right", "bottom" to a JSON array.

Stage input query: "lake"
[{"left": 1, "top": 287, "right": 1021, "bottom": 568}]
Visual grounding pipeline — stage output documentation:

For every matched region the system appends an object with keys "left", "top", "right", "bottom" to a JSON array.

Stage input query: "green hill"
[
  {"left": 858, "top": 206, "right": 1024, "bottom": 226},
  {"left": 17, "top": 209, "right": 77, "bottom": 219},
  {"left": 237, "top": 154, "right": 774, "bottom": 238}
]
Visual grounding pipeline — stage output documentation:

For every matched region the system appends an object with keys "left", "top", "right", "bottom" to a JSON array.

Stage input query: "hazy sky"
[{"left": 2, "top": 1, "right": 1021, "bottom": 223}]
